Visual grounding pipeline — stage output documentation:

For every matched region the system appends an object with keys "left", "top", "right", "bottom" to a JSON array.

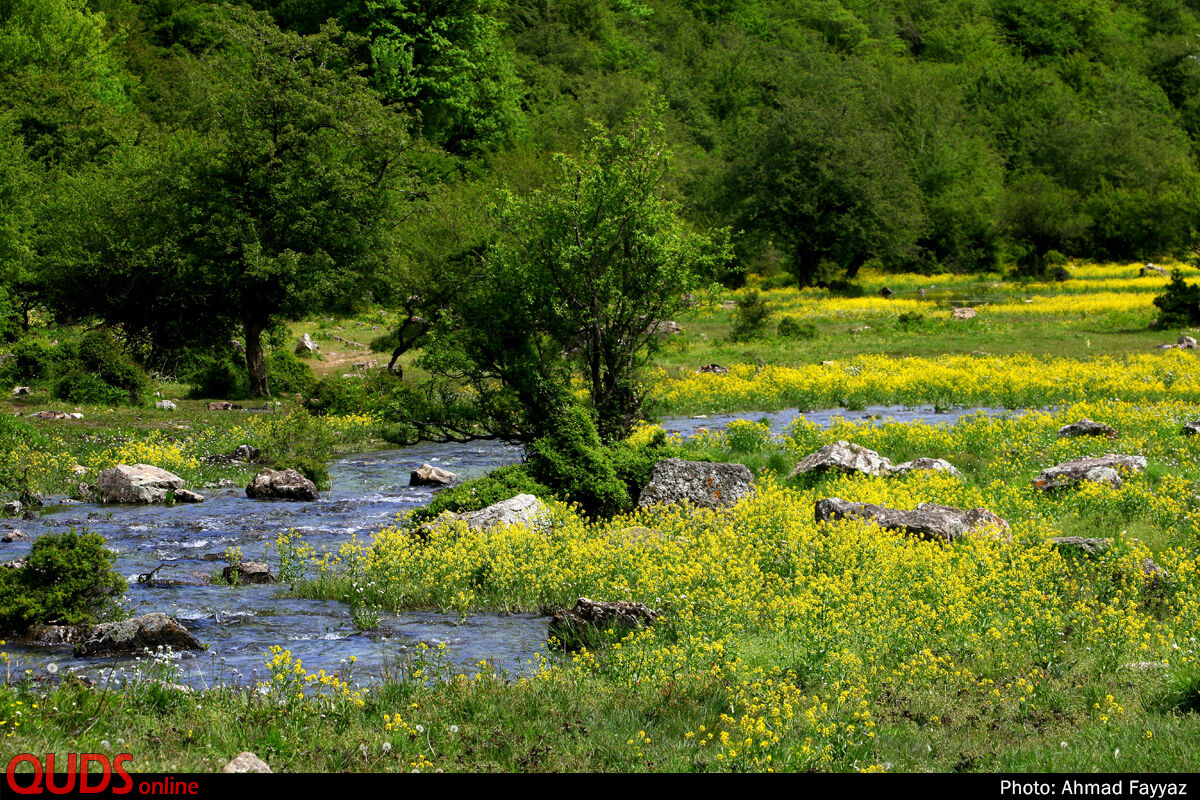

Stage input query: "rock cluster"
[
  {"left": 1032, "top": 454, "right": 1147, "bottom": 490},
  {"left": 789, "top": 441, "right": 963, "bottom": 480},
  {"left": 1057, "top": 419, "right": 1118, "bottom": 439},
  {"left": 410, "top": 463, "right": 459, "bottom": 487},
  {"left": 814, "top": 497, "right": 1008, "bottom": 543},
  {"left": 548, "top": 598, "right": 658, "bottom": 649}
]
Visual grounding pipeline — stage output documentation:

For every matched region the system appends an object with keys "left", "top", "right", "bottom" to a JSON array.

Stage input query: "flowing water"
[{"left": 1, "top": 405, "right": 1028, "bottom": 686}]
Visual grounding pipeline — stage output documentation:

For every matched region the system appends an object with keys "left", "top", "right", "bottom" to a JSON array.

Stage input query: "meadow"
[{"left": 3, "top": 262, "right": 1200, "bottom": 773}]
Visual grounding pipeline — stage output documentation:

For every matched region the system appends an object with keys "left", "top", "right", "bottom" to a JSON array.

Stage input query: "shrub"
[
  {"left": 53, "top": 372, "right": 128, "bottom": 405},
  {"left": 267, "top": 349, "right": 317, "bottom": 396},
  {"left": 272, "top": 455, "right": 331, "bottom": 491},
  {"left": 3, "top": 337, "right": 59, "bottom": 383},
  {"left": 184, "top": 352, "right": 246, "bottom": 399},
  {"left": 306, "top": 376, "right": 374, "bottom": 416},
  {"left": 526, "top": 405, "right": 630, "bottom": 517},
  {"left": 0, "top": 529, "right": 127, "bottom": 631},
  {"left": 259, "top": 412, "right": 336, "bottom": 479},
  {"left": 410, "top": 464, "right": 551, "bottom": 523},
  {"left": 777, "top": 317, "right": 818, "bottom": 339},
  {"left": 72, "top": 329, "right": 149, "bottom": 402},
  {"left": 1152, "top": 271, "right": 1200, "bottom": 327},
  {"left": 730, "top": 289, "right": 772, "bottom": 341}
]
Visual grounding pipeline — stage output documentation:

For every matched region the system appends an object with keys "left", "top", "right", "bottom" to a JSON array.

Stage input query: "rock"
[
  {"left": 1157, "top": 343, "right": 1179, "bottom": 350},
  {"left": 26, "top": 623, "right": 89, "bottom": 645},
  {"left": 72, "top": 465, "right": 87, "bottom": 477},
  {"left": 96, "top": 464, "right": 186, "bottom": 504},
  {"left": 222, "top": 753, "right": 272, "bottom": 774},
  {"left": 1183, "top": 421, "right": 1200, "bottom": 436},
  {"left": 850, "top": 325, "right": 871, "bottom": 333},
  {"left": 11, "top": 386, "right": 30, "bottom": 396},
  {"left": 410, "top": 463, "right": 459, "bottom": 487},
  {"left": 1, "top": 558, "right": 24, "bottom": 569},
  {"left": 1140, "top": 263, "right": 1168, "bottom": 276},
  {"left": 246, "top": 468, "right": 319, "bottom": 501},
  {"left": 457, "top": 494, "right": 547, "bottom": 531},
  {"left": 3, "top": 500, "right": 20, "bottom": 516},
  {"left": 28, "top": 410, "right": 71, "bottom": 420},
  {"left": 637, "top": 458, "right": 755, "bottom": 510},
  {"left": 1, "top": 530, "right": 27, "bottom": 543},
  {"left": 1033, "top": 454, "right": 1147, "bottom": 490},
  {"left": 648, "top": 320, "right": 684, "bottom": 336},
  {"left": 74, "top": 613, "right": 203, "bottom": 657},
  {"left": 173, "top": 489, "right": 204, "bottom": 504},
  {"left": 814, "top": 497, "right": 1009, "bottom": 543},
  {"left": 218, "top": 479, "right": 239, "bottom": 488},
  {"left": 207, "top": 402, "right": 243, "bottom": 411},
  {"left": 548, "top": 598, "right": 657, "bottom": 649},
  {"left": 1057, "top": 418, "right": 1118, "bottom": 439},
  {"left": 1181, "top": 335, "right": 1199, "bottom": 349},
  {"left": 155, "top": 400, "right": 177, "bottom": 411},
  {"left": 789, "top": 440, "right": 893, "bottom": 478},
  {"left": 694, "top": 364, "right": 728, "bottom": 375},
  {"left": 879, "top": 286, "right": 894, "bottom": 298},
  {"left": 206, "top": 444, "right": 260, "bottom": 465},
  {"left": 951, "top": 307, "right": 976, "bottom": 320},
  {"left": 889, "top": 457, "right": 963, "bottom": 478},
  {"left": 295, "top": 333, "right": 320, "bottom": 355},
  {"left": 1049, "top": 536, "right": 1112, "bottom": 557},
  {"left": 223, "top": 561, "right": 275, "bottom": 585}
]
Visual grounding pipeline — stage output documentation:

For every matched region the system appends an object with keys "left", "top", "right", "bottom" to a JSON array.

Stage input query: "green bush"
[
  {"left": 305, "top": 376, "right": 374, "bottom": 416},
  {"left": 267, "top": 349, "right": 317, "bottom": 396},
  {"left": 0, "top": 413, "right": 42, "bottom": 492},
  {"left": 184, "top": 352, "right": 246, "bottom": 399},
  {"left": 410, "top": 463, "right": 552, "bottom": 523},
  {"left": 777, "top": 317, "right": 818, "bottom": 339},
  {"left": 0, "top": 529, "right": 127, "bottom": 632},
  {"left": 730, "top": 289, "right": 772, "bottom": 341},
  {"left": 526, "top": 405, "right": 630, "bottom": 517},
  {"left": 272, "top": 455, "right": 331, "bottom": 491},
  {"left": 3, "top": 337, "right": 59, "bottom": 383},
  {"left": 53, "top": 372, "right": 129, "bottom": 405},
  {"left": 1152, "top": 271, "right": 1200, "bottom": 328},
  {"left": 259, "top": 411, "right": 336, "bottom": 484}
]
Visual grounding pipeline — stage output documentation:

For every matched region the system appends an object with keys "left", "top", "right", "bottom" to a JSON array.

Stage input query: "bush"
[
  {"left": 777, "top": 317, "right": 818, "bottom": 339},
  {"left": 0, "top": 413, "right": 42, "bottom": 492},
  {"left": 730, "top": 289, "right": 772, "bottom": 341},
  {"left": 306, "top": 376, "right": 374, "bottom": 416},
  {"left": 1152, "top": 271, "right": 1200, "bottom": 327},
  {"left": 3, "top": 337, "right": 59, "bottom": 383},
  {"left": 526, "top": 405, "right": 630, "bottom": 517},
  {"left": 73, "top": 329, "right": 149, "bottom": 402},
  {"left": 184, "top": 352, "right": 246, "bottom": 399},
  {"left": 410, "top": 463, "right": 551, "bottom": 523},
  {"left": 0, "top": 529, "right": 127, "bottom": 631},
  {"left": 53, "top": 372, "right": 129, "bottom": 405},
  {"left": 267, "top": 349, "right": 317, "bottom": 396},
  {"left": 272, "top": 455, "right": 331, "bottom": 491},
  {"left": 259, "top": 412, "right": 336, "bottom": 480}
]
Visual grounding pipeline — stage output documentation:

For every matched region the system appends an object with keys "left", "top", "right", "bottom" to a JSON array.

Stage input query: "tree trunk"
[
  {"left": 387, "top": 345, "right": 405, "bottom": 379},
  {"left": 244, "top": 317, "right": 271, "bottom": 398}
]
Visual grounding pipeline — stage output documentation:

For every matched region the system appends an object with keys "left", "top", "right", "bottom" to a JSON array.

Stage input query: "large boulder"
[
  {"left": 410, "top": 463, "right": 459, "bottom": 487},
  {"left": 223, "top": 561, "right": 275, "bottom": 585},
  {"left": 295, "top": 333, "right": 320, "bottom": 355},
  {"left": 789, "top": 441, "right": 893, "bottom": 479},
  {"left": 96, "top": 464, "right": 186, "bottom": 504},
  {"left": 457, "top": 494, "right": 547, "bottom": 531},
  {"left": 637, "top": 458, "right": 754, "bottom": 509},
  {"left": 889, "top": 457, "right": 962, "bottom": 478},
  {"left": 246, "top": 468, "right": 319, "bottom": 501},
  {"left": 1057, "top": 419, "right": 1118, "bottom": 439},
  {"left": 1033, "top": 454, "right": 1147, "bottom": 490},
  {"left": 548, "top": 597, "right": 657, "bottom": 649},
  {"left": 74, "top": 613, "right": 203, "bottom": 657},
  {"left": 815, "top": 497, "right": 1009, "bottom": 543}
]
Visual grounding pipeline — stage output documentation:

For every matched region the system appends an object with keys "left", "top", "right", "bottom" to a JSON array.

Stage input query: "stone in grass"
[
  {"left": 1032, "top": 454, "right": 1147, "bottom": 491},
  {"left": 410, "top": 463, "right": 459, "bottom": 487},
  {"left": 889, "top": 458, "right": 963, "bottom": 478},
  {"left": 815, "top": 497, "right": 1009, "bottom": 544},
  {"left": 1183, "top": 421, "right": 1200, "bottom": 436},
  {"left": 637, "top": 458, "right": 754, "bottom": 510},
  {"left": 1057, "top": 419, "right": 1118, "bottom": 439},
  {"left": 74, "top": 613, "right": 203, "bottom": 657},
  {"left": 789, "top": 441, "right": 892, "bottom": 479},
  {"left": 222, "top": 753, "right": 272, "bottom": 774},
  {"left": 245, "top": 468, "right": 319, "bottom": 501},
  {"left": 223, "top": 561, "right": 275, "bottom": 585},
  {"left": 548, "top": 598, "right": 658, "bottom": 650}
]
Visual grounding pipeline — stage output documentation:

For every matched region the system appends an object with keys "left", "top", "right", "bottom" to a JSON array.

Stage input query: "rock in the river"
[
  {"left": 457, "top": 494, "right": 547, "bottom": 531},
  {"left": 245, "top": 468, "right": 319, "bottom": 501},
  {"left": 1, "top": 558, "right": 25, "bottom": 569},
  {"left": 637, "top": 458, "right": 754, "bottom": 509},
  {"left": 889, "top": 457, "right": 963, "bottom": 478},
  {"left": 155, "top": 400, "right": 177, "bottom": 411},
  {"left": 223, "top": 561, "right": 275, "bottom": 585},
  {"left": 410, "top": 463, "right": 459, "bottom": 487},
  {"left": 1057, "top": 418, "right": 1118, "bottom": 439},
  {"left": 74, "top": 613, "right": 203, "bottom": 657},
  {"left": 789, "top": 440, "right": 893, "bottom": 478},
  {"left": 814, "top": 497, "right": 1009, "bottom": 543},
  {"left": 222, "top": 753, "right": 272, "bottom": 774},
  {"left": 97, "top": 464, "right": 186, "bottom": 504},
  {"left": 295, "top": 333, "right": 320, "bottom": 355},
  {"left": 1183, "top": 421, "right": 1200, "bottom": 436},
  {"left": 548, "top": 597, "right": 657, "bottom": 649},
  {"left": 1, "top": 530, "right": 28, "bottom": 542},
  {"left": 1033, "top": 454, "right": 1147, "bottom": 490},
  {"left": 951, "top": 307, "right": 976, "bottom": 320},
  {"left": 2, "top": 500, "right": 20, "bottom": 516}
]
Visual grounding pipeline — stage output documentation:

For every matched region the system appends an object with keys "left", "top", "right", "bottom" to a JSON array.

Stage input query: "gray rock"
[
  {"left": 11, "top": 386, "right": 30, "bottom": 396},
  {"left": 2, "top": 500, "right": 20, "bottom": 516},
  {"left": 952, "top": 307, "right": 976, "bottom": 320},
  {"left": 889, "top": 457, "right": 963, "bottom": 478},
  {"left": 1183, "top": 421, "right": 1200, "bottom": 436},
  {"left": 246, "top": 468, "right": 319, "bottom": 501},
  {"left": 879, "top": 286, "right": 895, "bottom": 298},
  {"left": 648, "top": 320, "right": 684, "bottom": 336},
  {"left": 1181, "top": 335, "right": 1199, "bottom": 349},
  {"left": 1, "top": 530, "right": 28, "bottom": 543},
  {"left": 548, "top": 598, "right": 657, "bottom": 650},
  {"left": 173, "top": 489, "right": 204, "bottom": 504},
  {"left": 1049, "top": 536, "right": 1112, "bottom": 557},
  {"left": 26, "top": 624, "right": 90, "bottom": 645},
  {"left": 694, "top": 364, "right": 728, "bottom": 374},
  {"left": 155, "top": 400, "right": 177, "bottom": 411},
  {"left": 1, "top": 558, "right": 25, "bottom": 569},
  {"left": 97, "top": 464, "right": 186, "bottom": 504},
  {"left": 74, "top": 613, "right": 203, "bottom": 657},
  {"left": 789, "top": 440, "right": 893, "bottom": 478},
  {"left": 223, "top": 561, "right": 275, "bottom": 585},
  {"left": 814, "top": 497, "right": 1009, "bottom": 543},
  {"left": 295, "top": 333, "right": 320, "bottom": 355},
  {"left": 1140, "top": 263, "right": 1168, "bottom": 276},
  {"left": 410, "top": 463, "right": 459, "bottom": 487},
  {"left": 222, "top": 753, "right": 272, "bottom": 774},
  {"left": 457, "top": 494, "right": 547, "bottom": 531},
  {"left": 1057, "top": 418, "right": 1118, "bottom": 439},
  {"left": 637, "top": 458, "right": 754, "bottom": 509},
  {"left": 1033, "top": 454, "right": 1147, "bottom": 490}
]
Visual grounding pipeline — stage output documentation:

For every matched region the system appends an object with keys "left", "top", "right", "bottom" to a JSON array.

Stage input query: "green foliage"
[
  {"left": 184, "top": 352, "right": 246, "bottom": 399},
  {"left": 0, "top": 528, "right": 127, "bottom": 631},
  {"left": 410, "top": 463, "right": 551, "bottom": 523},
  {"left": 2, "top": 337, "right": 58, "bottom": 382},
  {"left": 1152, "top": 271, "right": 1200, "bottom": 327},
  {"left": 730, "top": 289, "right": 772, "bottom": 341},
  {"left": 258, "top": 412, "right": 336, "bottom": 489},
  {"left": 526, "top": 405, "right": 630, "bottom": 517},
  {"left": 266, "top": 349, "right": 316, "bottom": 396},
  {"left": 777, "top": 318, "right": 818, "bottom": 340},
  {"left": 272, "top": 455, "right": 330, "bottom": 491}
]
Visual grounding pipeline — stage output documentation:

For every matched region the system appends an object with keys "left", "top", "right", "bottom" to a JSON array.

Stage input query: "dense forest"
[{"left": 5, "top": 0, "right": 1200, "bottom": 422}]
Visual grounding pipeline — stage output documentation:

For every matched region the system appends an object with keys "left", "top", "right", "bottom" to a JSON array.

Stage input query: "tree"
[{"left": 431, "top": 105, "right": 730, "bottom": 441}]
